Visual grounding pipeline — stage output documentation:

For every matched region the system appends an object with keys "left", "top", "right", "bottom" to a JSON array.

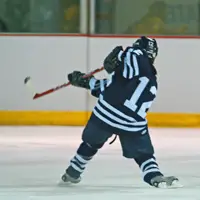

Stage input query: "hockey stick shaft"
[{"left": 33, "top": 66, "right": 104, "bottom": 100}]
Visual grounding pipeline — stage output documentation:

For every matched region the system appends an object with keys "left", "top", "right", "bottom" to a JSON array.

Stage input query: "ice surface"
[{"left": 0, "top": 126, "right": 200, "bottom": 200}]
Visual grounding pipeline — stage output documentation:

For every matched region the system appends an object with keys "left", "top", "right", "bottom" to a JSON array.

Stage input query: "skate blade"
[
  {"left": 158, "top": 180, "right": 183, "bottom": 189},
  {"left": 57, "top": 175, "right": 81, "bottom": 187},
  {"left": 57, "top": 180, "right": 73, "bottom": 187}
]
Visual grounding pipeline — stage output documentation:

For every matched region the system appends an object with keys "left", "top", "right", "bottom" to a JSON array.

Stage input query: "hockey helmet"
[{"left": 133, "top": 36, "right": 158, "bottom": 63}]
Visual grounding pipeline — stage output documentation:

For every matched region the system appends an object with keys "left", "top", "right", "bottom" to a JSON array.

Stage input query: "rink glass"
[{"left": 0, "top": 0, "right": 199, "bottom": 35}]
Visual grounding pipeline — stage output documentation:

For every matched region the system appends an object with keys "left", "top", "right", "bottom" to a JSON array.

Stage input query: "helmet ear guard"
[{"left": 133, "top": 36, "right": 158, "bottom": 64}]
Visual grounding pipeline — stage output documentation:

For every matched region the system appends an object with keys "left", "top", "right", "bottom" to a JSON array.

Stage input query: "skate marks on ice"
[
  {"left": 0, "top": 181, "right": 197, "bottom": 200},
  {"left": 0, "top": 127, "right": 200, "bottom": 199},
  {"left": 0, "top": 181, "right": 188, "bottom": 200}
]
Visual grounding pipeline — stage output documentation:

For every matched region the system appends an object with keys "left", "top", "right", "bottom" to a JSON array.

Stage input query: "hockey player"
[{"left": 61, "top": 36, "right": 181, "bottom": 188}]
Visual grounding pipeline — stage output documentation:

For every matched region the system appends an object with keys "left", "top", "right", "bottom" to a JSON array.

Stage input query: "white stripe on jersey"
[
  {"left": 123, "top": 58, "right": 128, "bottom": 78},
  {"left": 123, "top": 49, "right": 132, "bottom": 79},
  {"left": 89, "top": 77, "right": 107, "bottom": 91},
  {"left": 126, "top": 51, "right": 134, "bottom": 79},
  {"left": 106, "top": 72, "right": 114, "bottom": 87},
  {"left": 118, "top": 50, "right": 123, "bottom": 61},
  {"left": 89, "top": 77, "right": 97, "bottom": 90},
  {"left": 100, "top": 79, "right": 105, "bottom": 92},
  {"left": 99, "top": 94, "right": 137, "bottom": 122},
  {"left": 93, "top": 108, "right": 146, "bottom": 132},
  {"left": 96, "top": 103, "right": 144, "bottom": 126},
  {"left": 92, "top": 94, "right": 147, "bottom": 132},
  {"left": 132, "top": 54, "right": 139, "bottom": 76},
  {"left": 122, "top": 48, "right": 142, "bottom": 79}
]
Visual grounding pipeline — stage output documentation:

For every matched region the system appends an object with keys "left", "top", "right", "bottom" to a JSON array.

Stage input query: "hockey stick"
[{"left": 24, "top": 66, "right": 104, "bottom": 100}]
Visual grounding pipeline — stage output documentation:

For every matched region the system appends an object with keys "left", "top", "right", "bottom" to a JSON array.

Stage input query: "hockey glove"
[
  {"left": 68, "top": 71, "right": 93, "bottom": 89},
  {"left": 103, "top": 46, "right": 123, "bottom": 74}
]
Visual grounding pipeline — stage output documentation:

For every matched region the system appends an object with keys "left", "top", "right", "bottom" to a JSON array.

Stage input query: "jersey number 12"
[{"left": 124, "top": 77, "right": 156, "bottom": 118}]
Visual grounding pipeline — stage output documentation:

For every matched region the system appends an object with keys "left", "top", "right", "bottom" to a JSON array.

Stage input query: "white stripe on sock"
[
  {"left": 70, "top": 162, "right": 85, "bottom": 173},
  {"left": 75, "top": 154, "right": 88, "bottom": 164},
  {"left": 144, "top": 164, "right": 158, "bottom": 171},
  {"left": 140, "top": 158, "right": 156, "bottom": 171},
  {"left": 143, "top": 168, "right": 160, "bottom": 178}
]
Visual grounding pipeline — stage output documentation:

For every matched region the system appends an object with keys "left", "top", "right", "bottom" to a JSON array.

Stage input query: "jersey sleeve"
[
  {"left": 118, "top": 47, "right": 143, "bottom": 79},
  {"left": 89, "top": 77, "right": 108, "bottom": 98}
]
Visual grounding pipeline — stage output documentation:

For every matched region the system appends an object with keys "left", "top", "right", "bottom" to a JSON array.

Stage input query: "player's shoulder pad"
[
  {"left": 123, "top": 46, "right": 144, "bottom": 57},
  {"left": 132, "top": 49, "right": 144, "bottom": 56}
]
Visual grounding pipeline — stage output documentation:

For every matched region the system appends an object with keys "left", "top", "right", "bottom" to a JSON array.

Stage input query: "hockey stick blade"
[
  {"left": 33, "top": 66, "right": 104, "bottom": 100},
  {"left": 33, "top": 82, "right": 71, "bottom": 99}
]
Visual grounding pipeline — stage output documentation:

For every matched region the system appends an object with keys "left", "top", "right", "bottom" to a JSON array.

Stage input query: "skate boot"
[
  {"left": 61, "top": 166, "right": 81, "bottom": 184},
  {"left": 59, "top": 142, "right": 96, "bottom": 185},
  {"left": 150, "top": 175, "right": 183, "bottom": 189}
]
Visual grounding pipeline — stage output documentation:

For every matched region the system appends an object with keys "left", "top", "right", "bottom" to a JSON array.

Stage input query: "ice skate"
[
  {"left": 61, "top": 172, "right": 81, "bottom": 184},
  {"left": 150, "top": 175, "right": 183, "bottom": 189},
  {"left": 59, "top": 166, "right": 82, "bottom": 186}
]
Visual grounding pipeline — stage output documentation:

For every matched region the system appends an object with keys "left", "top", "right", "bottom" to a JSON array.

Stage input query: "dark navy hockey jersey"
[{"left": 89, "top": 46, "right": 157, "bottom": 134}]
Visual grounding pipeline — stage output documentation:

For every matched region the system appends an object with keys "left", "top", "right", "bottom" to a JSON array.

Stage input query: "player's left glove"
[
  {"left": 103, "top": 46, "right": 123, "bottom": 74},
  {"left": 67, "top": 71, "right": 93, "bottom": 89}
]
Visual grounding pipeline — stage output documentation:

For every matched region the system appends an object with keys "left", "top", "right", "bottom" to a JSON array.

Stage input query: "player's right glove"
[
  {"left": 68, "top": 71, "right": 93, "bottom": 89},
  {"left": 103, "top": 46, "right": 123, "bottom": 74}
]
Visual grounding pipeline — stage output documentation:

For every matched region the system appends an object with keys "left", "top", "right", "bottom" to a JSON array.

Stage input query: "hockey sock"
[
  {"left": 66, "top": 142, "right": 99, "bottom": 178},
  {"left": 134, "top": 155, "right": 163, "bottom": 185}
]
